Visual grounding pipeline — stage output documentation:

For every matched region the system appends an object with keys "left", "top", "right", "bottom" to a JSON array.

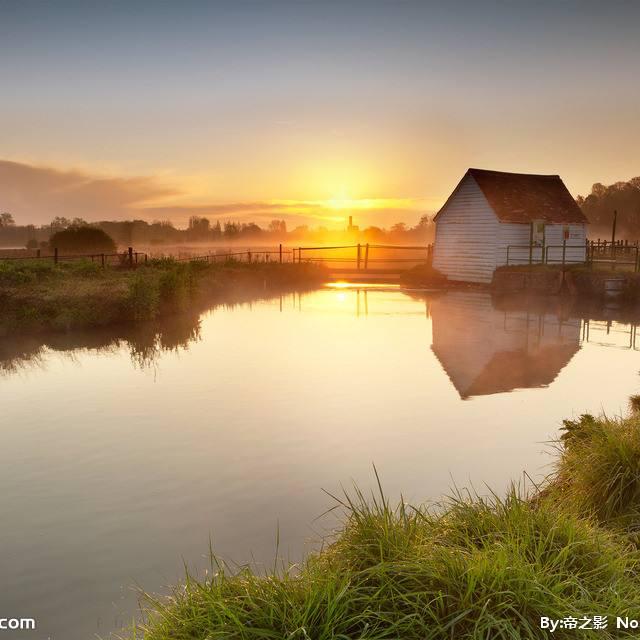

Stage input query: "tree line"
[
  {"left": 0, "top": 213, "right": 436, "bottom": 249},
  {"left": 576, "top": 176, "right": 640, "bottom": 239}
]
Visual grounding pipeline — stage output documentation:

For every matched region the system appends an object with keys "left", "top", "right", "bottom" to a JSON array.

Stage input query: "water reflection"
[
  {"left": 3, "top": 288, "right": 640, "bottom": 396},
  {"left": 0, "top": 292, "right": 312, "bottom": 374},
  {"left": 3, "top": 285, "right": 640, "bottom": 640},
  {"left": 0, "top": 312, "right": 202, "bottom": 374},
  {"left": 430, "top": 292, "right": 581, "bottom": 398}
]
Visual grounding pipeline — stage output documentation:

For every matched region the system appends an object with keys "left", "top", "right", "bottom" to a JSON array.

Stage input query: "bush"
[
  {"left": 49, "top": 226, "right": 116, "bottom": 253},
  {"left": 400, "top": 263, "right": 446, "bottom": 286}
]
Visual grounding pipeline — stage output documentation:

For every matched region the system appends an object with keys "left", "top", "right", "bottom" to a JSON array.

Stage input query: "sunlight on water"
[{"left": 1, "top": 288, "right": 639, "bottom": 639}]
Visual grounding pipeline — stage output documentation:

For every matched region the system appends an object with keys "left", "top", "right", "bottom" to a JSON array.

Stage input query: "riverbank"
[
  {"left": 401, "top": 262, "right": 640, "bottom": 305},
  {"left": 0, "top": 258, "right": 325, "bottom": 334},
  {"left": 134, "top": 410, "right": 640, "bottom": 639}
]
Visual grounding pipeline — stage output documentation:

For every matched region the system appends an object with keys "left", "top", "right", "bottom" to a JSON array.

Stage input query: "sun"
[{"left": 326, "top": 188, "right": 352, "bottom": 210}]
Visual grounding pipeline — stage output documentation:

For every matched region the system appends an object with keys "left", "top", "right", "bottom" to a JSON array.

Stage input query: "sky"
[{"left": 1, "top": 0, "right": 639, "bottom": 228}]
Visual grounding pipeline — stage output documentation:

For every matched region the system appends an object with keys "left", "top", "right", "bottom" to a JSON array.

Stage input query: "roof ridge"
[{"left": 468, "top": 167, "right": 560, "bottom": 178}]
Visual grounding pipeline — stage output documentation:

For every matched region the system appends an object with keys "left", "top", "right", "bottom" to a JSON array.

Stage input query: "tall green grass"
[
  {"left": 550, "top": 413, "right": 640, "bottom": 529},
  {"left": 134, "top": 419, "right": 640, "bottom": 640}
]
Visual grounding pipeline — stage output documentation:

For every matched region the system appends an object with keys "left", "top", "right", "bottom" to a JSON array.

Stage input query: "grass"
[
  {"left": 133, "top": 411, "right": 640, "bottom": 640},
  {"left": 549, "top": 413, "right": 640, "bottom": 530},
  {"left": 0, "top": 257, "right": 325, "bottom": 333}
]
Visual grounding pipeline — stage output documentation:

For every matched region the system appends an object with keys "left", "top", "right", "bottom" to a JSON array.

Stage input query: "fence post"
[
  {"left": 298, "top": 247, "right": 301, "bottom": 264},
  {"left": 562, "top": 238, "right": 566, "bottom": 268},
  {"left": 279, "top": 243, "right": 282, "bottom": 264},
  {"left": 248, "top": 251, "right": 252, "bottom": 263},
  {"left": 128, "top": 247, "right": 134, "bottom": 267},
  {"left": 357, "top": 243, "right": 361, "bottom": 270},
  {"left": 145, "top": 253, "right": 148, "bottom": 264},
  {"left": 54, "top": 247, "right": 58, "bottom": 264},
  {"left": 364, "top": 243, "right": 369, "bottom": 270},
  {"left": 101, "top": 253, "right": 105, "bottom": 267},
  {"left": 528, "top": 223, "right": 533, "bottom": 265},
  {"left": 585, "top": 239, "right": 589, "bottom": 267},
  {"left": 36, "top": 248, "right": 41, "bottom": 258}
]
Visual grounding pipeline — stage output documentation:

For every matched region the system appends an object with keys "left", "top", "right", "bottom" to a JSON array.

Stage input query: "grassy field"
[
  {"left": 0, "top": 258, "right": 325, "bottom": 333},
  {"left": 133, "top": 411, "right": 640, "bottom": 639}
]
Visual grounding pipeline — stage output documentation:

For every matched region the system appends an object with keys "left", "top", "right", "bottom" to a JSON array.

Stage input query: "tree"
[
  {"left": 50, "top": 226, "right": 116, "bottom": 253},
  {"left": 0, "top": 212, "right": 15, "bottom": 227},
  {"left": 268, "top": 219, "right": 287, "bottom": 234},
  {"left": 50, "top": 216, "right": 71, "bottom": 231}
]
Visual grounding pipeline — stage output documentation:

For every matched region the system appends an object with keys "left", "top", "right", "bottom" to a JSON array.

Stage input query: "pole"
[
  {"left": 357, "top": 243, "right": 361, "bottom": 270},
  {"left": 611, "top": 209, "right": 617, "bottom": 251},
  {"left": 128, "top": 247, "right": 134, "bottom": 267},
  {"left": 101, "top": 253, "right": 105, "bottom": 267},
  {"left": 562, "top": 237, "right": 566, "bottom": 267},
  {"left": 528, "top": 222, "right": 533, "bottom": 265},
  {"left": 279, "top": 243, "right": 282, "bottom": 264},
  {"left": 364, "top": 243, "right": 369, "bottom": 270},
  {"left": 54, "top": 247, "right": 58, "bottom": 264}
]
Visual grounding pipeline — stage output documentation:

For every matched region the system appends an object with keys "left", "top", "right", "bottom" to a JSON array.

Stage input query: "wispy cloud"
[
  {"left": 0, "top": 160, "right": 177, "bottom": 224},
  {"left": 0, "top": 160, "right": 430, "bottom": 228}
]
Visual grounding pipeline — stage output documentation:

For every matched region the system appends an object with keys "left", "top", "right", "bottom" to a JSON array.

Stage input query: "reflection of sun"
[
  {"left": 336, "top": 292, "right": 347, "bottom": 303},
  {"left": 327, "top": 281, "right": 351, "bottom": 289}
]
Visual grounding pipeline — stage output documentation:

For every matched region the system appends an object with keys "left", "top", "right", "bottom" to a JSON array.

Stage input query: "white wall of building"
[{"left": 433, "top": 174, "right": 499, "bottom": 283}]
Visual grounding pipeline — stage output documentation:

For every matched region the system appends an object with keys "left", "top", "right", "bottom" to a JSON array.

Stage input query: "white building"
[{"left": 433, "top": 168, "right": 588, "bottom": 283}]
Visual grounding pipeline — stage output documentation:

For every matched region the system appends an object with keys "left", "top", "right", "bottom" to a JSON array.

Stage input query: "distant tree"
[
  {"left": 577, "top": 177, "right": 640, "bottom": 238},
  {"left": 25, "top": 238, "right": 39, "bottom": 249},
  {"left": 50, "top": 216, "right": 71, "bottom": 231},
  {"left": 50, "top": 226, "right": 116, "bottom": 253},
  {"left": 0, "top": 212, "right": 15, "bottom": 227},
  {"left": 240, "top": 223, "right": 262, "bottom": 237},
  {"left": 224, "top": 221, "right": 240, "bottom": 238},
  {"left": 268, "top": 219, "right": 287, "bottom": 234},
  {"left": 188, "top": 216, "right": 211, "bottom": 238}
]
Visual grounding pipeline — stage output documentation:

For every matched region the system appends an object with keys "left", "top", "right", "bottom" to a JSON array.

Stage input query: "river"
[{"left": 1, "top": 285, "right": 639, "bottom": 639}]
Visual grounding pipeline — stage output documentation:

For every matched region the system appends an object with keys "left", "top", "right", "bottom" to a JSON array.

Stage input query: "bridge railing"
[{"left": 295, "top": 243, "right": 434, "bottom": 271}]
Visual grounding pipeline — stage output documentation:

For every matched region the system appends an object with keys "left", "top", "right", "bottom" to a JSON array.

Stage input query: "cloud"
[
  {"left": 0, "top": 159, "right": 429, "bottom": 228},
  {"left": 0, "top": 160, "right": 178, "bottom": 224}
]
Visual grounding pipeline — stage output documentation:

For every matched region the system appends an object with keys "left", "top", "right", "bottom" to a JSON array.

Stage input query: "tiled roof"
[{"left": 446, "top": 168, "right": 588, "bottom": 224}]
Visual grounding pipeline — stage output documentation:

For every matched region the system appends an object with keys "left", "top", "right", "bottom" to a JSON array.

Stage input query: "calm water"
[{"left": 2, "top": 286, "right": 640, "bottom": 639}]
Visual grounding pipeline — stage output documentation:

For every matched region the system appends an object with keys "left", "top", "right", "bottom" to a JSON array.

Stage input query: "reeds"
[{"left": 134, "top": 422, "right": 640, "bottom": 639}]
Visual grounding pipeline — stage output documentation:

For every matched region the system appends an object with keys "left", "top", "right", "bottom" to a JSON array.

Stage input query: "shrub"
[
  {"left": 49, "top": 226, "right": 116, "bottom": 253},
  {"left": 127, "top": 274, "right": 161, "bottom": 322}
]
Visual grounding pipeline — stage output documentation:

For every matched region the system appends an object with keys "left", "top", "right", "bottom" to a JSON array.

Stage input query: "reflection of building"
[{"left": 430, "top": 291, "right": 581, "bottom": 398}]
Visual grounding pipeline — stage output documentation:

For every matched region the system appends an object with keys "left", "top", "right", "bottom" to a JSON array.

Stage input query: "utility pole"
[{"left": 611, "top": 209, "right": 618, "bottom": 247}]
